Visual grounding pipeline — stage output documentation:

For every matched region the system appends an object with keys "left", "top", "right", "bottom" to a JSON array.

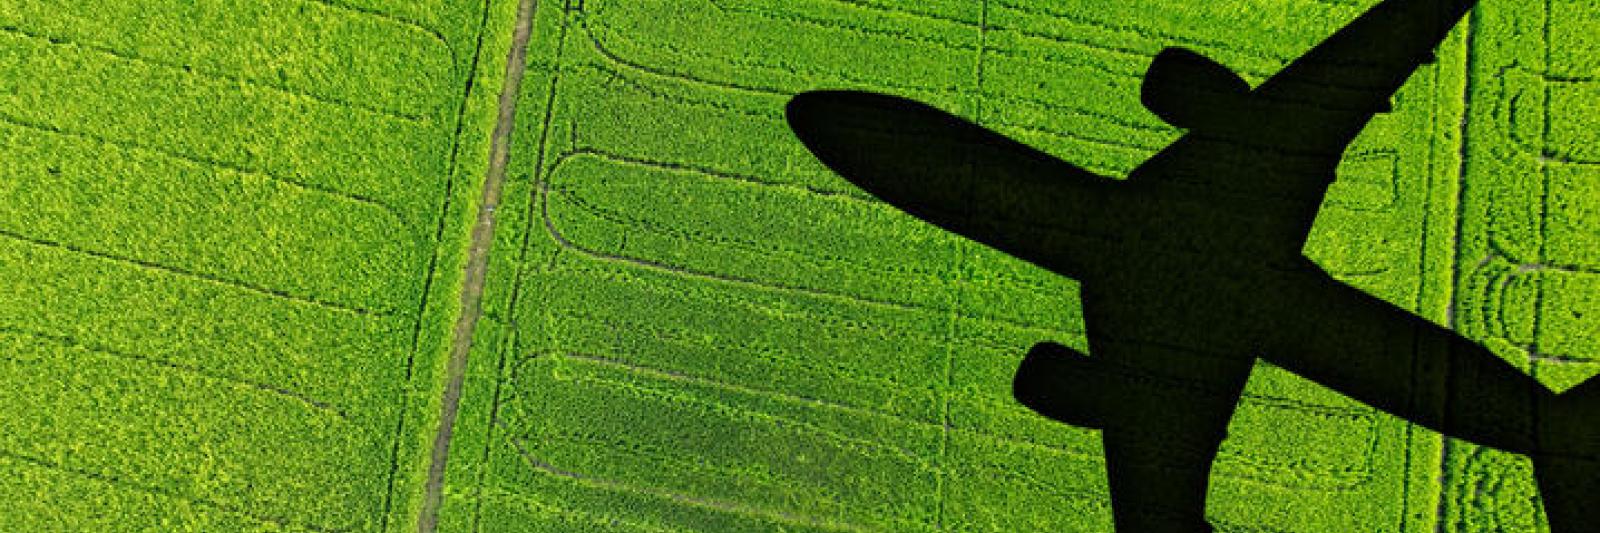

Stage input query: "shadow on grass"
[{"left": 786, "top": 0, "right": 1598, "bottom": 530}]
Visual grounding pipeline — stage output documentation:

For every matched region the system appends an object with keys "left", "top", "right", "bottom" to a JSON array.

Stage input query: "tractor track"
[{"left": 416, "top": 0, "right": 540, "bottom": 530}]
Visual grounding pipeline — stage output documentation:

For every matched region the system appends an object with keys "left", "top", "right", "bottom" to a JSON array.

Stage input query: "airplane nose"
[
  {"left": 785, "top": 90, "right": 983, "bottom": 216},
  {"left": 784, "top": 89, "right": 1121, "bottom": 281}
]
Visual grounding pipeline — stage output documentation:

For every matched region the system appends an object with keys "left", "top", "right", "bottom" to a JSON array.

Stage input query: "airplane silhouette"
[{"left": 785, "top": 0, "right": 1600, "bottom": 530}]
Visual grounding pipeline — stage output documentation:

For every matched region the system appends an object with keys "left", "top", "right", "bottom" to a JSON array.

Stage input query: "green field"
[
  {"left": 0, "top": 0, "right": 1596, "bottom": 531},
  {"left": 0, "top": 0, "right": 523, "bottom": 529}
]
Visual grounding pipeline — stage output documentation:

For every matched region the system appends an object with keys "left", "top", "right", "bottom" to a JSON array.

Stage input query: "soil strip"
[{"left": 416, "top": 0, "right": 540, "bottom": 530}]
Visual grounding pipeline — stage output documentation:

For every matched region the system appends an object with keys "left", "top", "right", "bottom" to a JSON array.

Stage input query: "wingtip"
[{"left": 1013, "top": 342, "right": 1107, "bottom": 429}]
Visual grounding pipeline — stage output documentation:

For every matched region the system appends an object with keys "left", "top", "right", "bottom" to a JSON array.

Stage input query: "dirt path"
[{"left": 416, "top": 0, "right": 540, "bottom": 530}]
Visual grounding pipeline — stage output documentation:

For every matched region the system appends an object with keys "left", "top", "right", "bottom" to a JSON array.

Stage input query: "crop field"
[
  {"left": 0, "top": 0, "right": 524, "bottom": 530},
  {"left": 1, "top": 0, "right": 1596, "bottom": 532},
  {"left": 432, "top": 0, "right": 1600, "bottom": 532}
]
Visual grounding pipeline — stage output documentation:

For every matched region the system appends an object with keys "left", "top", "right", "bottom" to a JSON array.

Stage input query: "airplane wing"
[
  {"left": 786, "top": 90, "right": 1123, "bottom": 280},
  {"left": 1259, "top": 260, "right": 1553, "bottom": 455},
  {"left": 1260, "top": 264, "right": 1599, "bottom": 532},
  {"left": 1246, "top": 0, "right": 1479, "bottom": 152},
  {"left": 1119, "top": 0, "right": 1479, "bottom": 236}
]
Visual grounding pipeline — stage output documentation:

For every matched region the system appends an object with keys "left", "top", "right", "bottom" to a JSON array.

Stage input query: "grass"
[
  {"left": 438, "top": 0, "right": 1595, "bottom": 531},
  {"left": 0, "top": 0, "right": 1593, "bottom": 531},
  {"left": 0, "top": 0, "right": 520, "bottom": 530}
]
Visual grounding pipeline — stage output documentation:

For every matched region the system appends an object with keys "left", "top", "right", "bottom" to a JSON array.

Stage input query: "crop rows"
[
  {"left": 4, "top": 0, "right": 1596, "bottom": 530},
  {"left": 0, "top": 0, "right": 517, "bottom": 530},
  {"left": 1440, "top": 1, "right": 1600, "bottom": 529},
  {"left": 425, "top": 0, "right": 1575, "bottom": 531}
]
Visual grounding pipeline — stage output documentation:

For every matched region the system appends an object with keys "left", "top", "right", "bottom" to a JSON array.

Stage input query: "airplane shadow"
[{"left": 785, "top": 1, "right": 1600, "bottom": 530}]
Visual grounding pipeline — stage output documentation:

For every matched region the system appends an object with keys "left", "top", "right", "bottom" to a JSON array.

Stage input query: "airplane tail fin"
[{"left": 1013, "top": 342, "right": 1108, "bottom": 429}]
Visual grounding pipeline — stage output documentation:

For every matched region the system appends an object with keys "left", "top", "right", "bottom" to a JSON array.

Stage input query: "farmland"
[
  {"left": 0, "top": 0, "right": 523, "bottom": 530},
  {"left": 0, "top": 0, "right": 1595, "bottom": 532},
  {"left": 434, "top": 0, "right": 1598, "bottom": 532}
]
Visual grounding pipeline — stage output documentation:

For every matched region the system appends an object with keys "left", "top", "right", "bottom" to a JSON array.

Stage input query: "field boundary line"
[
  {"left": 374, "top": 0, "right": 499, "bottom": 525},
  {"left": 495, "top": 419, "right": 878, "bottom": 533},
  {"left": 0, "top": 228, "right": 380, "bottom": 317},
  {"left": 1436, "top": 5, "right": 1479, "bottom": 529},
  {"left": 0, "top": 325, "right": 350, "bottom": 422},
  {"left": 0, "top": 114, "right": 411, "bottom": 232},
  {"left": 415, "top": 0, "right": 540, "bottom": 529},
  {"left": 0, "top": 448, "right": 346, "bottom": 533},
  {"left": 0, "top": 23, "right": 431, "bottom": 122},
  {"left": 302, "top": 0, "right": 455, "bottom": 60}
]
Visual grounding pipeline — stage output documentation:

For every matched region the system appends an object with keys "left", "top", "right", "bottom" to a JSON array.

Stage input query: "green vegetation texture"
[
  {"left": 438, "top": 1, "right": 1599, "bottom": 532},
  {"left": 0, "top": 0, "right": 523, "bottom": 530},
  {"left": 0, "top": 0, "right": 1596, "bottom": 532}
]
